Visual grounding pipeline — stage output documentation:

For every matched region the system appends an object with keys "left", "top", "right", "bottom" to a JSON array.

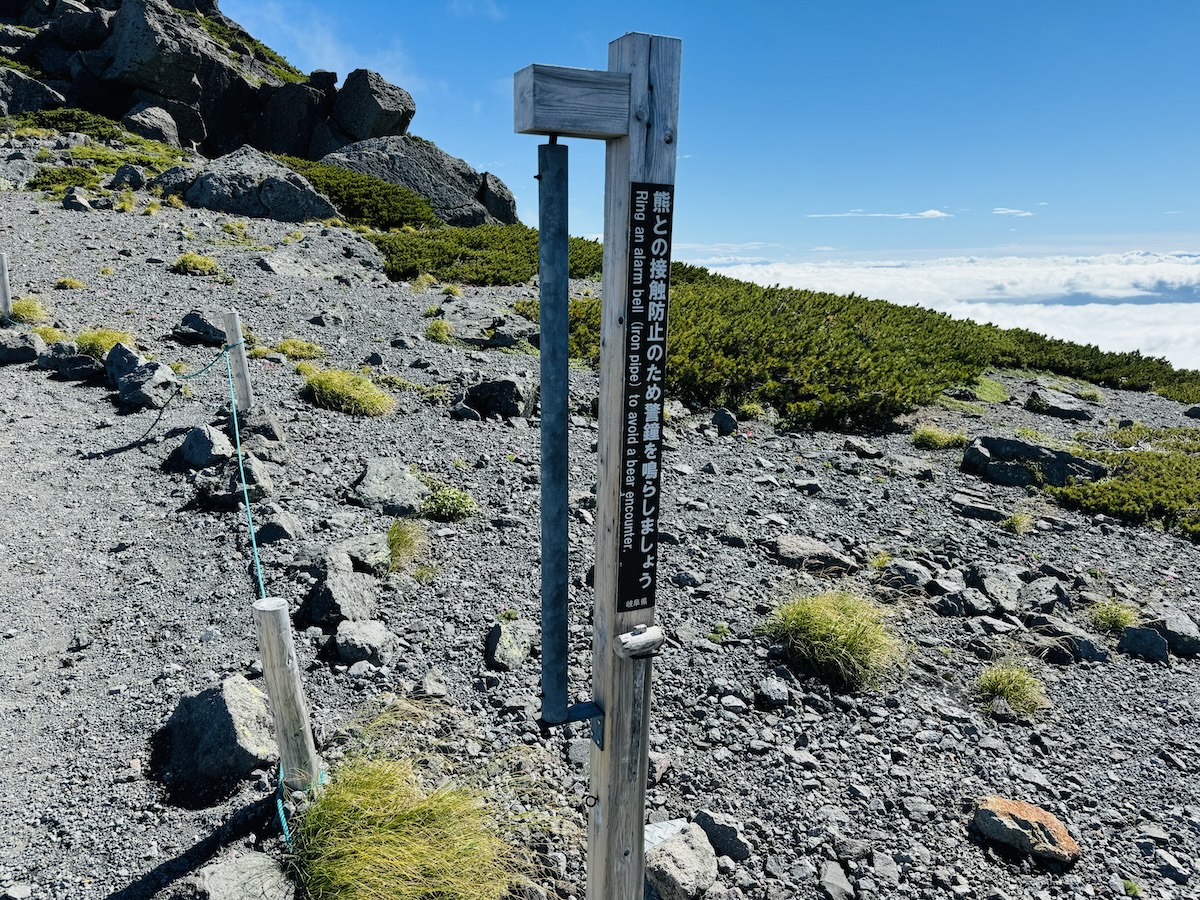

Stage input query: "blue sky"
[{"left": 220, "top": 0, "right": 1200, "bottom": 367}]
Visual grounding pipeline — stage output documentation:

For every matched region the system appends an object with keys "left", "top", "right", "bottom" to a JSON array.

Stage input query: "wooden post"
[
  {"left": 516, "top": 32, "right": 680, "bottom": 900},
  {"left": 223, "top": 309, "right": 254, "bottom": 411},
  {"left": 252, "top": 597, "right": 321, "bottom": 791},
  {"left": 589, "top": 34, "right": 681, "bottom": 900},
  {"left": 0, "top": 252, "right": 11, "bottom": 319}
]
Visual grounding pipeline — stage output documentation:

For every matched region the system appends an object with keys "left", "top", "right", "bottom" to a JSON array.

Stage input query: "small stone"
[
  {"left": 1117, "top": 626, "right": 1170, "bottom": 663},
  {"left": 484, "top": 619, "right": 537, "bottom": 671},
  {"left": 818, "top": 860, "right": 855, "bottom": 900},
  {"left": 645, "top": 821, "right": 718, "bottom": 899},
  {"left": 712, "top": 407, "right": 738, "bottom": 436},
  {"left": 972, "top": 796, "right": 1081, "bottom": 866},
  {"left": 693, "top": 809, "right": 752, "bottom": 862}
]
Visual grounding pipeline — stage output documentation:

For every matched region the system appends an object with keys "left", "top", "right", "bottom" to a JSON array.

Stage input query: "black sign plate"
[{"left": 616, "top": 182, "right": 674, "bottom": 613}]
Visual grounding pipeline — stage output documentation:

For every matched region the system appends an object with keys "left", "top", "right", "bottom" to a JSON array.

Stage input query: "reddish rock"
[{"left": 972, "top": 796, "right": 1081, "bottom": 866}]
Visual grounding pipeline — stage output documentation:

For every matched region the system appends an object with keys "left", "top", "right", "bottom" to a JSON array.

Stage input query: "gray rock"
[
  {"left": 818, "top": 860, "right": 855, "bottom": 900},
  {"left": 351, "top": 458, "right": 430, "bottom": 516},
  {"left": 415, "top": 668, "right": 449, "bottom": 700},
  {"left": 157, "top": 675, "right": 275, "bottom": 786},
  {"left": 950, "top": 492, "right": 1007, "bottom": 522},
  {"left": 767, "top": 534, "right": 858, "bottom": 574},
  {"left": 0, "top": 157, "right": 40, "bottom": 191},
  {"left": 971, "top": 796, "right": 1081, "bottom": 866},
  {"left": 645, "top": 822, "right": 718, "bottom": 900},
  {"left": 1185, "top": 405, "right": 1200, "bottom": 419},
  {"left": 61, "top": 185, "right": 94, "bottom": 212},
  {"left": 1026, "top": 387, "right": 1094, "bottom": 420},
  {"left": 1023, "top": 613, "right": 1109, "bottom": 664},
  {"left": 693, "top": 810, "right": 751, "bottom": 862},
  {"left": 122, "top": 101, "right": 180, "bottom": 147},
  {"left": 305, "top": 566, "right": 377, "bottom": 627},
  {"left": 1117, "top": 626, "right": 1170, "bottom": 663},
  {"left": 755, "top": 676, "right": 790, "bottom": 710},
  {"left": 332, "top": 68, "right": 416, "bottom": 142},
  {"left": 1146, "top": 604, "right": 1200, "bottom": 657},
  {"left": 328, "top": 533, "right": 391, "bottom": 579},
  {"left": 717, "top": 523, "right": 750, "bottom": 548},
  {"left": 465, "top": 375, "right": 539, "bottom": 419},
  {"left": 438, "top": 294, "right": 539, "bottom": 347},
  {"left": 335, "top": 619, "right": 399, "bottom": 666},
  {"left": 962, "top": 435, "right": 1107, "bottom": 488},
  {"left": 933, "top": 588, "right": 994, "bottom": 617},
  {"left": 0, "top": 67, "right": 65, "bottom": 117},
  {"left": 107, "top": 162, "right": 147, "bottom": 190},
  {"left": 148, "top": 164, "right": 198, "bottom": 198},
  {"left": 1155, "top": 848, "right": 1192, "bottom": 885},
  {"left": 879, "top": 558, "right": 932, "bottom": 592},
  {"left": 712, "top": 407, "right": 738, "bottom": 436},
  {"left": 117, "top": 362, "right": 178, "bottom": 409},
  {"left": 451, "top": 399, "right": 482, "bottom": 421},
  {"left": 178, "top": 424, "right": 235, "bottom": 469},
  {"left": 171, "top": 850, "right": 294, "bottom": 899},
  {"left": 173, "top": 310, "right": 226, "bottom": 345},
  {"left": 843, "top": 436, "right": 882, "bottom": 459},
  {"left": 254, "top": 502, "right": 304, "bottom": 545},
  {"left": 966, "top": 564, "right": 1024, "bottom": 614},
  {"left": 485, "top": 619, "right": 537, "bottom": 672},
  {"left": 321, "top": 134, "right": 518, "bottom": 227},
  {"left": 39, "top": 341, "right": 104, "bottom": 381},
  {"left": 49, "top": 0, "right": 111, "bottom": 48},
  {"left": 184, "top": 146, "right": 337, "bottom": 222},
  {"left": 249, "top": 81, "right": 329, "bottom": 157},
  {"left": 1018, "top": 576, "right": 1068, "bottom": 612},
  {"left": 105, "top": 342, "right": 144, "bottom": 388},
  {"left": 0, "top": 330, "right": 46, "bottom": 364}
]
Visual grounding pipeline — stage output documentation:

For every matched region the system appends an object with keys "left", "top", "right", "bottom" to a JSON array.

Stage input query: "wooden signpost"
[
  {"left": 516, "top": 32, "right": 681, "bottom": 900},
  {"left": 0, "top": 252, "right": 11, "bottom": 319}
]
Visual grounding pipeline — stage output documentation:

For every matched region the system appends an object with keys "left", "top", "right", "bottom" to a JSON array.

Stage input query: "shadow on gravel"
[
  {"left": 84, "top": 426, "right": 189, "bottom": 461},
  {"left": 104, "top": 796, "right": 277, "bottom": 900}
]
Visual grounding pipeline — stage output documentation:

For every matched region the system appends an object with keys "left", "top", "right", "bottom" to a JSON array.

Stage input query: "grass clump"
[
  {"left": 76, "top": 329, "right": 132, "bottom": 359},
  {"left": 977, "top": 663, "right": 1046, "bottom": 718},
  {"left": 425, "top": 319, "right": 454, "bottom": 344},
  {"left": 275, "top": 338, "right": 325, "bottom": 360},
  {"left": 420, "top": 484, "right": 478, "bottom": 522},
  {"left": 412, "top": 272, "right": 438, "bottom": 293},
  {"left": 28, "top": 164, "right": 102, "bottom": 197},
  {"left": 294, "top": 755, "right": 523, "bottom": 900},
  {"left": 1001, "top": 512, "right": 1034, "bottom": 535},
  {"left": 32, "top": 325, "right": 66, "bottom": 344},
  {"left": 912, "top": 424, "right": 969, "bottom": 450},
  {"left": 9, "top": 296, "right": 49, "bottom": 323},
  {"left": 171, "top": 253, "right": 221, "bottom": 276},
  {"left": 280, "top": 156, "right": 442, "bottom": 230},
  {"left": 1089, "top": 599, "right": 1140, "bottom": 635},
  {"left": 387, "top": 520, "right": 430, "bottom": 573},
  {"left": 442, "top": 283, "right": 463, "bottom": 297},
  {"left": 301, "top": 367, "right": 394, "bottom": 416},
  {"left": 759, "top": 590, "right": 904, "bottom": 691},
  {"left": 55, "top": 276, "right": 86, "bottom": 290}
]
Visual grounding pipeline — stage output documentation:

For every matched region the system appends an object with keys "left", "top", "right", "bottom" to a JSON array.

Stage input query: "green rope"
[
  {"left": 178, "top": 339, "right": 243, "bottom": 381},
  {"left": 225, "top": 349, "right": 268, "bottom": 601}
]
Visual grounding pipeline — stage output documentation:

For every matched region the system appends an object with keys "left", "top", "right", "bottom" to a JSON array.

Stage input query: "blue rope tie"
[{"left": 277, "top": 766, "right": 294, "bottom": 850}]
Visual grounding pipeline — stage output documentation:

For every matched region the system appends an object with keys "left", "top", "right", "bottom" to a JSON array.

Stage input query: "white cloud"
[
  {"left": 806, "top": 208, "right": 952, "bottom": 219},
  {"left": 711, "top": 252, "right": 1200, "bottom": 369},
  {"left": 993, "top": 207, "right": 1035, "bottom": 217}
]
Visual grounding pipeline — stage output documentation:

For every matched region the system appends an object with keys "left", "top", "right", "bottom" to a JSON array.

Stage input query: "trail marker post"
[
  {"left": 516, "top": 32, "right": 681, "bottom": 900},
  {"left": 0, "top": 252, "right": 11, "bottom": 319},
  {"left": 223, "top": 308, "right": 254, "bottom": 411}
]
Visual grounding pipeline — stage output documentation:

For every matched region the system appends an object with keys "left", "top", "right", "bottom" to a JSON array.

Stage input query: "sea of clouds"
[{"left": 707, "top": 251, "right": 1200, "bottom": 371}]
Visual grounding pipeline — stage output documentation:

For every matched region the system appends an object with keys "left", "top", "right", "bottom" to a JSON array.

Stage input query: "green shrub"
[
  {"left": 759, "top": 590, "right": 904, "bottom": 691},
  {"left": 179, "top": 9, "right": 305, "bottom": 83},
  {"left": 76, "top": 329, "right": 132, "bottom": 358},
  {"left": 294, "top": 757, "right": 523, "bottom": 900},
  {"left": 1089, "top": 599, "right": 1140, "bottom": 635},
  {"left": 912, "top": 424, "right": 969, "bottom": 450},
  {"left": 29, "top": 165, "right": 101, "bottom": 197},
  {"left": 171, "top": 253, "right": 220, "bottom": 276},
  {"left": 387, "top": 521, "right": 429, "bottom": 573},
  {"left": 302, "top": 368, "right": 395, "bottom": 416},
  {"left": 977, "top": 663, "right": 1046, "bottom": 717},
  {"left": 275, "top": 338, "right": 325, "bottom": 360},
  {"left": 9, "top": 297, "right": 48, "bottom": 324},
  {"left": 54, "top": 277, "right": 85, "bottom": 290},
  {"left": 425, "top": 319, "right": 454, "bottom": 344},
  {"left": 420, "top": 485, "right": 478, "bottom": 522},
  {"left": 280, "top": 157, "right": 442, "bottom": 230}
]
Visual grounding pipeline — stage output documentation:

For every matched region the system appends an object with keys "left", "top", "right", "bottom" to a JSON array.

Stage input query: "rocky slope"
[{"left": 0, "top": 186, "right": 1198, "bottom": 900}]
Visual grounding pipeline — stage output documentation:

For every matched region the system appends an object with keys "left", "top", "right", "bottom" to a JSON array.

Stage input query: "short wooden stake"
[
  {"left": 223, "top": 308, "right": 254, "bottom": 411},
  {"left": 252, "top": 597, "right": 321, "bottom": 791},
  {"left": 0, "top": 252, "right": 11, "bottom": 319}
]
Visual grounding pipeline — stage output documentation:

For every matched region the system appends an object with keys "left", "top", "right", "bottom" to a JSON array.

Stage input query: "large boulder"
[
  {"left": 249, "top": 81, "right": 332, "bottom": 157},
  {"left": 182, "top": 146, "right": 337, "bottom": 222},
  {"left": 0, "top": 67, "right": 65, "bottom": 116},
  {"left": 332, "top": 68, "right": 415, "bottom": 142},
  {"left": 321, "top": 135, "right": 518, "bottom": 227},
  {"left": 48, "top": 0, "right": 111, "bottom": 49},
  {"left": 972, "top": 796, "right": 1081, "bottom": 866},
  {"left": 962, "top": 436, "right": 1107, "bottom": 488},
  {"left": 122, "top": 100, "right": 180, "bottom": 146}
]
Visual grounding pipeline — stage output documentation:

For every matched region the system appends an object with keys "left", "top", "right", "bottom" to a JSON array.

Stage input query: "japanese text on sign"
[{"left": 618, "top": 183, "right": 674, "bottom": 613}]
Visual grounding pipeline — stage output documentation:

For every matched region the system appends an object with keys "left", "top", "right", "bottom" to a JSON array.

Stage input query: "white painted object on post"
[
  {"left": 223, "top": 309, "right": 254, "bottom": 411},
  {"left": 0, "top": 252, "right": 11, "bottom": 318},
  {"left": 515, "top": 31, "right": 681, "bottom": 900},
  {"left": 252, "top": 597, "right": 321, "bottom": 791}
]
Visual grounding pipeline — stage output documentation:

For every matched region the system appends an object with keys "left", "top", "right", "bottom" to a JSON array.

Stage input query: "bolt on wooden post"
[{"left": 516, "top": 32, "right": 681, "bottom": 900}]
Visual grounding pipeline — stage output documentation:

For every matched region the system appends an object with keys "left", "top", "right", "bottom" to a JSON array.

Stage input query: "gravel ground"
[{"left": 0, "top": 188, "right": 1198, "bottom": 900}]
